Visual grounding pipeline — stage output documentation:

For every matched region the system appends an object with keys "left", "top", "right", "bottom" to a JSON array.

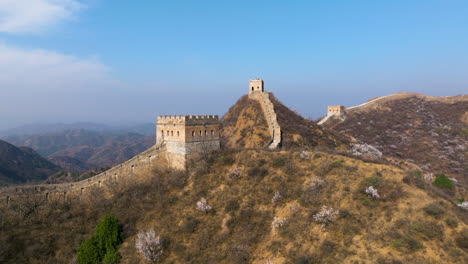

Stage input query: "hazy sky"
[{"left": 0, "top": 0, "right": 467, "bottom": 130}]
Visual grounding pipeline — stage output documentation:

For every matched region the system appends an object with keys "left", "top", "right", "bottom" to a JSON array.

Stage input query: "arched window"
[
  {"left": 177, "top": 131, "right": 180, "bottom": 137},
  {"left": 199, "top": 131, "right": 202, "bottom": 136},
  {"left": 251, "top": 87, "right": 254, "bottom": 91},
  {"left": 211, "top": 130, "right": 214, "bottom": 135},
  {"left": 205, "top": 130, "right": 207, "bottom": 136},
  {"left": 171, "top": 131, "right": 174, "bottom": 136},
  {"left": 161, "top": 130, "right": 164, "bottom": 137},
  {"left": 192, "top": 131, "right": 195, "bottom": 137},
  {"left": 167, "top": 130, "right": 169, "bottom": 136}
]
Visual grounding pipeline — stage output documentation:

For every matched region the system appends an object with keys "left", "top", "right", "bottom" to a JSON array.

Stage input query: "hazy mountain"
[
  {"left": 0, "top": 122, "right": 155, "bottom": 137},
  {"left": 0, "top": 139, "right": 60, "bottom": 185},
  {"left": 3, "top": 129, "right": 155, "bottom": 173}
]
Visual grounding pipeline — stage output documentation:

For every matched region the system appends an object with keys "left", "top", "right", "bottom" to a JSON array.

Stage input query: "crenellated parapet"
[{"left": 156, "top": 114, "right": 221, "bottom": 168}]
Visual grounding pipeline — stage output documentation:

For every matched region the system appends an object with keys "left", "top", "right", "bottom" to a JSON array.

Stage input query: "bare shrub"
[
  {"left": 313, "top": 205, "right": 339, "bottom": 227},
  {"left": 135, "top": 228, "right": 163, "bottom": 262},
  {"left": 271, "top": 191, "right": 282, "bottom": 204},
  {"left": 365, "top": 186, "right": 380, "bottom": 199},
  {"left": 196, "top": 198, "right": 212, "bottom": 212}
]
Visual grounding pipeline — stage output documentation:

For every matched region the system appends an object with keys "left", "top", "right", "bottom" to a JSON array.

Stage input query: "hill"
[
  {"left": 0, "top": 139, "right": 60, "bottom": 185},
  {"left": 322, "top": 92, "right": 467, "bottom": 180},
  {"left": 1, "top": 150, "right": 466, "bottom": 263},
  {"left": 221, "top": 94, "right": 349, "bottom": 150},
  {"left": 3, "top": 129, "right": 154, "bottom": 173}
]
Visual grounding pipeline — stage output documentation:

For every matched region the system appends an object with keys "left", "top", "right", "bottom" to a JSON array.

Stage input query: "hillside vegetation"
[
  {"left": 1, "top": 150, "right": 467, "bottom": 263},
  {"left": 0, "top": 139, "right": 60, "bottom": 186},
  {"left": 324, "top": 93, "right": 467, "bottom": 181}
]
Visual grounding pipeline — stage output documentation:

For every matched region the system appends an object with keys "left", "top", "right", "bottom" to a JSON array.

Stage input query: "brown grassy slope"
[
  {"left": 325, "top": 93, "right": 467, "bottom": 180},
  {"left": 2, "top": 150, "right": 467, "bottom": 264},
  {"left": 220, "top": 95, "right": 271, "bottom": 148},
  {"left": 268, "top": 93, "right": 350, "bottom": 150}
]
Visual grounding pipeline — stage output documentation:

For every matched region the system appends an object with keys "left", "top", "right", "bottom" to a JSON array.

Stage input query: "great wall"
[
  {"left": 248, "top": 79, "right": 282, "bottom": 149},
  {"left": 0, "top": 79, "right": 283, "bottom": 206}
]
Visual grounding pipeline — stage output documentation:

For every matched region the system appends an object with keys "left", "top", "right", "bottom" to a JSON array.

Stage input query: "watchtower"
[
  {"left": 327, "top": 105, "right": 345, "bottom": 116},
  {"left": 249, "top": 79, "right": 264, "bottom": 94},
  {"left": 156, "top": 115, "right": 220, "bottom": 168}
]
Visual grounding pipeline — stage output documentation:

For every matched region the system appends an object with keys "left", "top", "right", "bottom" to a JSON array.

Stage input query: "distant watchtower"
[
  {"left": 327, "top": 105, "right": 345, "bottom": 116},
  {"left": 249, "top": 79, "right": 264, "bottom": 94}
]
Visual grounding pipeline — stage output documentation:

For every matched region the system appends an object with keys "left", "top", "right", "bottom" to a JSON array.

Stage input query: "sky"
[{"left": 0, "top": 0, "right": 467, "bottom": 130}]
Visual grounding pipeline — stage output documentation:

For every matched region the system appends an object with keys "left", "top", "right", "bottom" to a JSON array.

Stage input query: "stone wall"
[
  {"left": 0, "top": 145, "right": 166, "bottom": 206},
  {"left": 249, "top": 91, "right": 282, "bottom": 149}
]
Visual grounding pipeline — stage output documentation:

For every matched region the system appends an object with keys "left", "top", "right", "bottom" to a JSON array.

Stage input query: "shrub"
[
  {"left": 457, "top": 201, "right": 468, "bottom": 210},
  {"left": 313, "top": 206, "right": 339, "bottom": 227},
  {"left": 455, "top": 228, "right": 468, "bottom": 249},
  {"left": 196, "top": 198, "right": 212, "bottom": 213},
  {"left": 247, "top": 167, "right": 269, "bottom": 178},
  {"left": 432, "top": 174, "right": 454, "bottom": 189},
  {"left": 365, "top": 186, "right": 380, "bottom": 199},
  {"left": 135, "top": 228, "right": 164, "bottom": 262},
  {"left": 350, "top": 143, "right": 382, "bottom": 159},
  {"left": 180, "top": 216, "right": 199, "bottom": 233},
  {"left": 225, "top": 199, "right": 240, "bottom": 213},
  {"left": 403, "top": 170, "right": 425, "bottom": 189},
  {"left": 445, "top": 218, "right": 458, "bottom": 228},
  {"left": 423, "top": 203, "right": 444, "bottom": 217},
  {"left": 411, "top": 220, "right": 443, "bottom": 240},
  {"left": 392, "top": 236, "right": 423, "bottom": 252},
  {"left": 272, "top": 156, "right": 288, "bottom": 168},
  {"left": 77, "top": 215, "right": 122, "bottom": 264},
  {"left": 271, "top": 191, "right": 282, "bottom": 204},
  {"left": 226, "top": 167, "right": 241, "bottom": 180}
]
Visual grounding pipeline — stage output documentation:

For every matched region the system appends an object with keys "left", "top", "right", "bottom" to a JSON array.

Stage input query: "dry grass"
[{"left": 0, "top": 150, "right": 467, "bottom": 263}]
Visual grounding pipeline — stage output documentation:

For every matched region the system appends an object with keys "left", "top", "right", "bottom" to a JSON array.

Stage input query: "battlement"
[{"left": 157, "top": 115, "right": 219, "bottom": 121}]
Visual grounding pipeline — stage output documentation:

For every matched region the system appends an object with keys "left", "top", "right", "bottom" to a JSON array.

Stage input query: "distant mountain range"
[
  {"left": 0, "top": 122, "right": 155, "bottom": 137},
  {"left": 3, "top": 128, "right": 155, "bottom": 173},
  {"left": 0, "top": 139, "right": 60, "bottom": 186}
]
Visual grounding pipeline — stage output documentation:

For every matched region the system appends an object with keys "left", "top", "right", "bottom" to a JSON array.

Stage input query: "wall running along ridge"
[
  {"left": 0, "top": 145, "right": 165, "bottom": 206},
  {"left": 249, "top": 91, "right": 282, "bottom": 149}
]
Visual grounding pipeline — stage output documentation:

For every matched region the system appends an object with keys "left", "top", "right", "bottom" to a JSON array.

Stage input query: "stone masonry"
[
  {"left": 156, "top": 115, "right": 221, "bottom": 168},
  {"left": 248, "top": 79, "right": 282, "bottom": 149}
]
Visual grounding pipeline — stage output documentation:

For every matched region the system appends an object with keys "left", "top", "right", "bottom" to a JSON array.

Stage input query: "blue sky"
[{"left": 0, "top": 0, "right": 467, "bottom": 129}]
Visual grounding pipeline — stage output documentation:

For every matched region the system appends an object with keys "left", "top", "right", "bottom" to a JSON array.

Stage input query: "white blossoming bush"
[
  {"left": 309, "top": 177, "right": 325, "bottom": 190},
  {"left": 350, "top": 143, "right": 382, "bottom": 159},
  {"left": 271, "top": 216, "right": 287, "bottom": 229},
  {"left": 300, "top": 151, "right": 311, "bottom": 160},
  {"left": 135, "top": 228, "right": 163, "bottom": 262},
  {"left": 271, "top": 191, "right": 282, "bottom": 204},
  {"left": 313, "top": 205, "right": 339, "bottom": 226},
  {"left": 365, "top": 186, "right": 380, "bottom": 199},
  {"left": 226, "top": 167, "right": 241, "bottom": 179},
  {"left": 196, "top": 197, "right": 212, "bottom": 212},
  {"left": 458, "top": 201, "right": 468, "bottom": 210}
]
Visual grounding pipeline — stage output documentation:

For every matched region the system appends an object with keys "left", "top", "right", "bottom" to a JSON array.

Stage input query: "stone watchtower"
[
  {"left": 156, "top": 115, "right": 220, "bottom": 168},
  {"left": 249, "top": 79, "right": 264, "bottom": 94},
  {"left": 327, "top": 105, "right": 345, "bottom": 116}
]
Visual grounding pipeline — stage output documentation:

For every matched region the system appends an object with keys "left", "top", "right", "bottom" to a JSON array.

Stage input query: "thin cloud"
[
  {"left": 0, "top": 43, "right": 127, "bottom": 128},
  {"left": 0, "top": 0, "right": 83, "bottom": 33}
]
